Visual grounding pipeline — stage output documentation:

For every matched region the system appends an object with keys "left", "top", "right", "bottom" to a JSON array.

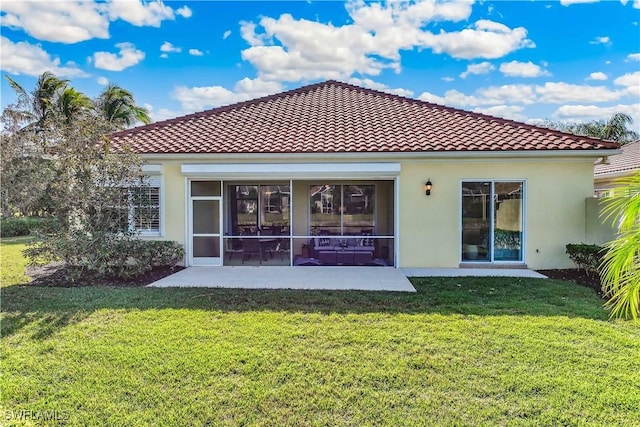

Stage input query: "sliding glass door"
[{"left": 461, "top": 181, "right": 524, "bottom": 262}]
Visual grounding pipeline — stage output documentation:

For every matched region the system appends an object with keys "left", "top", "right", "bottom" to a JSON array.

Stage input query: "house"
[
  {"left": 111, "top": 80, "right": 619, "bottom": 269},
  {"left": 594, "top": 139, "right": 639, "bottom": 197},
  {"left": 584, "top": 139, "right": 638, "bottom": 245}
]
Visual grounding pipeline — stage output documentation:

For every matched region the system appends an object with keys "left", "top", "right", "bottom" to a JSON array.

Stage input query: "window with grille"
[{"left": 131, "top": 182, "right": 160, "bottom": 233}]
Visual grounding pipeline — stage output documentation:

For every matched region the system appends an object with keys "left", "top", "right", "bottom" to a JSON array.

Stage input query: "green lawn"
[{"left": 2, "top": 240, "right": 639, "bottom": 426}]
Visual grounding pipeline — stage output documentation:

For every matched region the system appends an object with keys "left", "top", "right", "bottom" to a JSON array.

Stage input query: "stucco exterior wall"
[
  {"left": 147, "top": 156, "right": 596, "bottom": 270},
  {"left": 398, "top": 158, "right": 595, "bottom": 269},
  {"left": 146, "top": 163, "right": 185, "bottom": 245}
]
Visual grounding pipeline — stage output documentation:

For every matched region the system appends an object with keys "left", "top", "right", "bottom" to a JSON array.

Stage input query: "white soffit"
[{"left": 180, "top": 163, "right": 401, "bottom": 179}]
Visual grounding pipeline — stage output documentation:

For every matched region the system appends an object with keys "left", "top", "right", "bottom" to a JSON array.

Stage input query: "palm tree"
[
  {"left": 96, "top": 84, "right": 151, "bottom": 130},
  {"left": 600, "top": 170, "right": 640, "bottom": 320},
  {"left": 571, "top": 113, "right": 639, "bottom": 144},
  {"left": 4, "top": 71, "right": 70, "bottom": 132},
  {"left": 57, "top": 87, "right": 92, "bottom": 124}
]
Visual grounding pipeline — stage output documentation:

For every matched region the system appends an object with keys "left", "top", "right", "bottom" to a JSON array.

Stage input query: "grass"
[{"left": 2, "top": 240, "right": 640, "bottom": 426}]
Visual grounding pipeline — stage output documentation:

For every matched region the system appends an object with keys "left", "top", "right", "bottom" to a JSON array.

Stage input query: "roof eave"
[{"left": 139, "top": 149, "right": 622, "bottom": 162}]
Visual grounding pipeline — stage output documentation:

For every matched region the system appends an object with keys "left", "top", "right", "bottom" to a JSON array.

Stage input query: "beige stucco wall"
[
  {"left": 398, "top": 159, "right": 595, "bottom": 269},
  {"left": 146, "top": 156, "right": 597, "bottom": 269},
  {"left": 145, "top": 163, "right": 185, "bottom": 245}
]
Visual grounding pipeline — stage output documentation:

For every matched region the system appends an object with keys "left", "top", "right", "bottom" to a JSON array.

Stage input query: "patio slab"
[
  {"left": 402, "top": 268, "right": 547, "bottom": 279},
  {"left": 148, "top": 266, "right": 417, "bottom": 292}
]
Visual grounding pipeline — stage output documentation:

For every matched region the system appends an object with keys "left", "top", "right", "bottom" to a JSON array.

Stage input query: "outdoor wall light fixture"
[{"left": 424, "top": 179, "right": 433, "bottom": 196}]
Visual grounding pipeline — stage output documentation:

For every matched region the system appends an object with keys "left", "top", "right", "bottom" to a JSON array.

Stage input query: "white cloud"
[
  {"left": 159, "top": 53, "right": 169, "bottom": 59},
  {"left": 347, "top": 78, "right": 413, "bottom": 97},
  {"left": 535, "top": 82, "right": 621, "bottom": 103},
  {"left": 627, "top": 52, "right": 640, "bottom": 61},
  {"left": 560, "top": 0, "right": 599, "bottom": 5},
  {"left": 589, "top": 36, "right": 611, "bottom": 45},
  {"left": 442, "top": 76, "right": 455, "bottom": 82},
  {"left": 143, "top": 103, "right": 186, "bottom": 123},
  {"left": 93, "top": 42, "right": 145, "bottom": 71},
  {"left": 419, "top": 84, "right": 535, "bottom": 108},
  {"left": 97, "top": 76, "right": 109, "bottom": 85},
  {"left": 459, "top": 62, "right": 494, "bottom": 79},
  {"left": 614, "top": 71, "right": 640, "bottom": 98},
  {"left": 0, "top": 36, "right": 87, "bottom": 77},
  {"left": 175, "top": 6, "right": 192, "bottom": 18},
  {"left": 477, "top": 84, "right": 536, "bottom": 105},
  {"left": 614, "top": 71, "right": 640, "bottom": 87},
  {"left": 587, "top": 71, "right": 607, "bottom": 80},
  {"left": 0, "top": 1, "right": 109, "bottom": 43},
  {"left": 418, "top": 89, "right": 482, "bottom": 107},
  {"left": 473, "top": 105, "right": 526, "bottom": 121},
  {"left": 422, "top": 20, "right": 535, "bottom": 60},
  {"left": 0, "top": 1, "right": 190, "bottom": 44},
  {"left": 173, "top": 78, "right": 284, "bottom": 111},
  {"left": 499, "top": 60, "right": 550, "bottom": 77},
  {"left": 223, "top": 30, "right": 232, "bottom": 40},
  {"left": 189, "top": 49, "right": 204, "bottom": 56},
  {"left": 160, "top": 41, "right": 181, "bottom": 53},
  {"left": 108, "top": 0, "right": 175, "bottom": 27},
  {"left": 239, "top": 2, "right": 533, "bottom": 84},
  {"left": 554, "top": 103, "right": 640, "bottom": 131}
]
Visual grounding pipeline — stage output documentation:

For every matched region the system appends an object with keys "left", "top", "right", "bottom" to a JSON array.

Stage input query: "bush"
[
  {"left": 0, "top": 217, "right": 54, "bottom": 237},
  {"left": 25, "top": 236, "right": 184, "bottom": 282},
  {"left": 566, "top": 243, "right": 605, "bottom": 276}
]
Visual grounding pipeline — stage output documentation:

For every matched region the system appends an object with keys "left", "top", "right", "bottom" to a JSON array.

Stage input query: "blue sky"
[{"left": 1, "top": 0, "right": 639, "bottom": 131}]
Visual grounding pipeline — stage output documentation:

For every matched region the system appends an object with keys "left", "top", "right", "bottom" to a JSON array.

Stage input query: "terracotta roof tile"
[
  {"left": 594, "top": 140, "right": 640, "bottom": 176},
  {"left": 111, "top": 80, "right": 620, "bottom": 154}
]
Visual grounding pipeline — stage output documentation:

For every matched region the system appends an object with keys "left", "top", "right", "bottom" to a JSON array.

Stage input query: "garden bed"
[
  {"left": 25, "top": 262, "right": 184, "bottom": 287},
  {"left": 538, "top": 269, "right": 603, "bottom": 297}
]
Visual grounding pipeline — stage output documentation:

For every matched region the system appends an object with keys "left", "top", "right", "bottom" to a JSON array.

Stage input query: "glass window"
[
  {"left": 227, "top": 184, "right": 290, "bottom": 236},
  {"left": 461, "top": 182, "right": 491, "bottom": 262},
  {"left": 191, "top": 181, "right": 221, "bottom": 196},
  {"left": 131, "top": 185, "right": 160, "bottom": 232},
  {"left": 343, "top": 185, "right": 375, "bottom": 235},
  {"left": 461, "top": 181, "right": 524, "bottom": 262},
  {"left": 309, "top": 184, "right": 376, "bottom": 236},
  {"left": 493, "top": 182, "right": 523, "bottom": 261},
  {"left": 310, "top": 185, "right": 341, "bottom": 235}
]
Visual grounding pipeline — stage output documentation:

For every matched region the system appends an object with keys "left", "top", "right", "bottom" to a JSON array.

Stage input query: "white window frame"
[
  {"left": 135, "top": 165, "right": 164, "bottom": 237},
  {"left": 459, "top": 179, "right": 526, "bottom": 264}
]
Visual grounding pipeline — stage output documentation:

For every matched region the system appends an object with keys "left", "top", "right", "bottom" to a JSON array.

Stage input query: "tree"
[
  {"left": 0, "top": 107, "right": 56, "bottom": 216},
  {"left": 23, "top": 112, "right": 149, "bottom": 279},
  {"left": 96, "top": 84, "right": 151, "bottom": 130},
  {"left": 1, "top": 73, "right": 152, "bottom": 216},
  {"left": 57, "top": 87, "right": 92, "bottom": 124},
  {"left": 600, "top": 171, "right": 640, "bottom": 320},
  {"left": 4, "top": 71, "right": 69, "bottom": 134},
  {"left": 542, "top": 112, "right": 639, "bottom": 144}
]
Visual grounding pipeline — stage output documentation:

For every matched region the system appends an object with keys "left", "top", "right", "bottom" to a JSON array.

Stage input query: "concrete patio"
[
  {"left": 148, "top": 266, "right": 547, "bottom": 291},
  {"left": 148, "top": 266, "right": 417, "bottom": 292}
]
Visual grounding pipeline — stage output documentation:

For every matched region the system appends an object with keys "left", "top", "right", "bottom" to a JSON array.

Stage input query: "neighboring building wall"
[
  {"left": 398, "top": 158, "right": 596, "bottom": 269},
  {"left": 585, "top": 197, "right": 616, "bottom": 245}
]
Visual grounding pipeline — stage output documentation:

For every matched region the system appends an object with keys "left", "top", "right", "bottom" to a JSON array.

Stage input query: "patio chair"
[
  {"left": 276, "top": 238, "right": 290, "bottom": 261},
  {"left": 241, "top": 238, "right": 262, "bottom": 264}
]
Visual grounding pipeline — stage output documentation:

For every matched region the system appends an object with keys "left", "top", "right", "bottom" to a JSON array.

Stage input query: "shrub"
[
  {"left": 566, "top": 243, "right": 605, "bottom": 276},
  {"left": 25, "top": 236, "right": 184, "bottom": 282},
  {"left": 0, "top": 217, "right": 54, "bottom": 237}
]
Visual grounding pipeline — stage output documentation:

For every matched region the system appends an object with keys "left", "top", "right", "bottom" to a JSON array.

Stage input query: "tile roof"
[
  {"left": 594, "top": 140, "right": 640, "bottom": 176},
  {"left": 111, "top": 80, "right": 619, "bottom": 155}
]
